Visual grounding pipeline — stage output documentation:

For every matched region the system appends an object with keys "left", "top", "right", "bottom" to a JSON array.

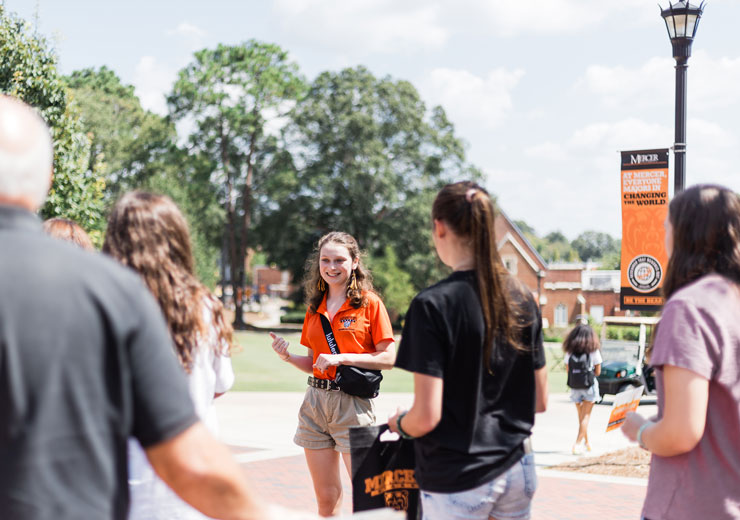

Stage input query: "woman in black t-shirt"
[{"left": 390, "top": 181, "right": 548, "bottom": 520}]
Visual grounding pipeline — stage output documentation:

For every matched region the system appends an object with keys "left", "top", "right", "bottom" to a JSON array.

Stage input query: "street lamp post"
[{"left": 660, "top": 1, "right": 705, "bottom": 194}]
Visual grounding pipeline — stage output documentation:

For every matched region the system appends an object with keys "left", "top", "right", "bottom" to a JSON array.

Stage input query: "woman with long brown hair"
[
  {"left": 269, "top": 231, "right": 396, "bottom": 517},
  {"left": 622, "top": 185, "right": 740, "bottom": 520},
  {"left": 389, "top": 181, "right": 548, "bottom": 520},
  {"left": 104, "top": 191, "right": 235, "bottom": 520}
]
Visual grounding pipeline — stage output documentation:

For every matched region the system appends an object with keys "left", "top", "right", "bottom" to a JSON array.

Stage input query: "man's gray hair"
[{"left": 0, "top": 96, "right": 54, "bottom": 209}]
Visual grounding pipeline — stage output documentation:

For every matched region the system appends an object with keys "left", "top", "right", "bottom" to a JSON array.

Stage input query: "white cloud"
[
  {"left": 525, "top": 141, "right": 568, "bottom": 161},
  {"left": 133, "top": 56, "right": 176, "bottom": 116},
  {"left": 166, "top": 22, "right": 207, "bottom": 53},
  {"left": 422, "top": 67, "right": 525, "bottom": 130},
  {"left": 576, "top": 57, "right": 673, "bottom": 109},
  {"left": 469, "top": 0, "right": 650, "bottom": 37},
  {"left": 578, "top": 51, "right": 740, "bottom": 110},
  {"left": 486, "top": 166, "right": 618, "bottom": 238},
  {"left": 166, "top": 22, "right": 206, "bottom": 39},
  {"left": 273, "top": 0, "right": 448, "bottom": 53},
  {"left": 568, "top": 118, "right": 671, "bottom": 154},
  {"left": 688, "top": 118, "right": 736, "bottom": 149},
  {"left": 509, "top": 116, "right": 739, "bottom": 238}
]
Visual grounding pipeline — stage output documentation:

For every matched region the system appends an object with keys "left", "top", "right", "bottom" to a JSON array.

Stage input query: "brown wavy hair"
[
  {"left": 304, "top": 231, "right": 375, "bottom": 314},
  {"left": 103, "top": 191, "right": 233, "bottom": 372},
  {"left": 432, "top": 181, "right": 525, "bottom": 371},
  {"left": 662, "top": 184, "right": 740, "bottom": 301},
  {"left": 43, "top": 218, "right": 94, "bottom": 251}
]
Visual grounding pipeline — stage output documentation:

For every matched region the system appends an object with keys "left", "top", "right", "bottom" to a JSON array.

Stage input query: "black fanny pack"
[{"left": 320, "top": 314, "right": 382, "bottom": 399}]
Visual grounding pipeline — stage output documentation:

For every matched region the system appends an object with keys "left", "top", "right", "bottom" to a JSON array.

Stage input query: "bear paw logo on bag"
[
  {"left": 364, "top": 469, "right": 419, "bottom": 512},
  {"left": 383, "top": 490, "right": 409, "bottom": 511}
]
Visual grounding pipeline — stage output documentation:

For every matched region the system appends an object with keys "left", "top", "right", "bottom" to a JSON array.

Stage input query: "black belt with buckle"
[{"left": 308, "top": 376, "right": 340, "bottom": 391}]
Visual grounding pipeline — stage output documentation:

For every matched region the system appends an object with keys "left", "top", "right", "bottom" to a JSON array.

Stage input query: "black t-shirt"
[
  {"left": 0, "top": 206, "right": 198, "bottom": 520},
  {"left": 395, "top": 270, "right": 546, "bottom": 493}
]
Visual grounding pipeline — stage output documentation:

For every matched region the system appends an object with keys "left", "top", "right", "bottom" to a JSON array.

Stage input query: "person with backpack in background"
[{"left": 563, "top": 323, "right": 602, "bottom": 455}]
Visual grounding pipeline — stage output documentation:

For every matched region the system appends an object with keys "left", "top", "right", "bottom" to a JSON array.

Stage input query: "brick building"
[
  {"left": 494, "top": 209, "right": 623, "bottom": 329},
  {"left": 494, "top": 209, "right": 547, "bottom": 297},
  {"left": 539, "top": 264, "right": 623, "bottom": 329},
  {"left": 253, "top": 265, "right": 293, "bottom": 298}
]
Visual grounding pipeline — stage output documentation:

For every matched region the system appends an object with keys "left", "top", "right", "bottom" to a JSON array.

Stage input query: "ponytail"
[{"left": 432, "top": 182, "right": 523, "bottom": 372}]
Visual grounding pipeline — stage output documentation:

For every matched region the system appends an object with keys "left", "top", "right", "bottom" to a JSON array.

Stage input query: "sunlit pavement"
[{"left": 216, "top": 392, "right": 655, "bottom": 519}]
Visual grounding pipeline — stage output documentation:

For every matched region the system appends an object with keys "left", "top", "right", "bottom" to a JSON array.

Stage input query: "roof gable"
[{"left": 495, "top": 208, "right": 547, "bottom": 272}]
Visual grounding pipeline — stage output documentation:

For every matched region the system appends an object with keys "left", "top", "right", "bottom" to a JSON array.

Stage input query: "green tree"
[
  {"left": 65, "top": 66, "right": 223, "bottom": 286},
  {"left": 571, "top": 230, "right": 619, "bottom": 262},
  {"left": 65, "top": 66, "right": 176, "bottom": 198},
  {"left": 513, "top": 219, "right": 536, "bottom": 236},
  {"left": 257, "top": 66, "right": 479, "bottom": 292},
  {"left": 168, "top": 41, "right": 306, "bottom": 327},
  {"left": 0, "top": 7, "right": 105, "bottom": 238},
  {"left": 597, "top": 249, "right": 621, "bottom": 270},
  {"left": 367, "top": 246, "right": 416, "bottom": 324},
  {"left": 535, "top": 231, "right": 579, "bottom": 263}
]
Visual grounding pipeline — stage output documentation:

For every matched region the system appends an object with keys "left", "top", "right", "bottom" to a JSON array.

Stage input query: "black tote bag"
[{"left": 350, "top": 424, "right": 421, "bottom": 519}]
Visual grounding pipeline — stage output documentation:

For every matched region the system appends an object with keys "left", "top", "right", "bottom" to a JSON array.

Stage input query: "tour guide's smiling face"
[{"left": 319, "top": 243, "right": 358, "bottom": 290}]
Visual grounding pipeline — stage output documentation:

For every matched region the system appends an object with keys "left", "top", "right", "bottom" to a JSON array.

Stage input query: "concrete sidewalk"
[{"left": 216, "top": 392, "right": 656, "bottom": 518}]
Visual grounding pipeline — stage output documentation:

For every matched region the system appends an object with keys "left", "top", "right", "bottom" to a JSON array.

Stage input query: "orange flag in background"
[{"left": 620, "top": 149, "right": 669, "bottom": 311}]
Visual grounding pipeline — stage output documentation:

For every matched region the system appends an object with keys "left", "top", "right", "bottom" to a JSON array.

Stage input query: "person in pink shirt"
[{"left": 622, "top": 184, "right": 740, "bottom": 520}]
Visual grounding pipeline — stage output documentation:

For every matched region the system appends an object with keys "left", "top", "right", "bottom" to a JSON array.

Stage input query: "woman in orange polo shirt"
[{"left": 270, "top": 231, "right": 396, "bottom": 517}]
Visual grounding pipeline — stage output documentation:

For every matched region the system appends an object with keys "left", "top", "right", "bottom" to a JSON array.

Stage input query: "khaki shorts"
[{"left": 294, "top": 386, "right": 376, "bottom": 453}]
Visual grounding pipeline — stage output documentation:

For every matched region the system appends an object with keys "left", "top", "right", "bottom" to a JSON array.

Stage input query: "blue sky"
[{"left": 5, "top": 0, "right": 740, "bottom": 239}]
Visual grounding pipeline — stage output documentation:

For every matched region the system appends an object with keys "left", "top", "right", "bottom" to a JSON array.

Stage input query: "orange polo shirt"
[{"left": 300, "top": 291, "right": 395, "bottom": 380}]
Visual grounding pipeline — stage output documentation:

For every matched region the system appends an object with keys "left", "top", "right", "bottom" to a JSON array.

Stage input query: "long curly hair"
[
  {"left": 304, "top": 231, "right": 375, "bottom": 313},
  {"left": 662, "top": 184, "right": 740, "bottom": 301},
  {"left": 103, "top": 191, "right": 233, "bottom": 372},
  {"left": 432, "top": 181, "right": 525, "bottom": 371}
]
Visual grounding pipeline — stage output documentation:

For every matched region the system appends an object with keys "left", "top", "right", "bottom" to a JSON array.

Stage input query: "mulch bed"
[{"left": 548, "top": 447, "right": 651, "bottom": 478}]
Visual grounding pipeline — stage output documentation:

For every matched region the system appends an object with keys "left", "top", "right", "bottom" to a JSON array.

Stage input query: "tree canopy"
[
  {"left": 65, "top": 65, "right": 223, "bottom": 286},
  {"left": 516, "top": 219, "right": 621, "bottom": 268},
  {"left": 66, "top": 66, "right": 176, "bottom": 199},
  {"left": 256, "top": 66, "right": 481, "bottom": 295},
  {"left": 168, "top": 40, "right": 306, "bottom": 326},
  {"left": 0, "top": 7, "right": 105, "bottom": 238},
  {"left": 571, "top": 230, "right": 620, "bottom": 262}
]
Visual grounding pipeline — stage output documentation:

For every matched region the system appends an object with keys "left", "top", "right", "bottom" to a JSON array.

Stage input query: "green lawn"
[
  {"left": 231, "top": 332, "right": 567, "bottom": 394},
  {"left": 231, "top": 331, "right": 413, "bottom": 392}
]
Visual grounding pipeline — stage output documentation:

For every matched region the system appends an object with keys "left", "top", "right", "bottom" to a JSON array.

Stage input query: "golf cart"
[{"left": 597, "top": 316, "right": 659, "bottom": 398}]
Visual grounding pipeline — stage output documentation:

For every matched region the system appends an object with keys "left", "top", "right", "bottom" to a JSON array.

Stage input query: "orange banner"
[{"left": 620, "top": 149, "right": 669, "bottom": 311}]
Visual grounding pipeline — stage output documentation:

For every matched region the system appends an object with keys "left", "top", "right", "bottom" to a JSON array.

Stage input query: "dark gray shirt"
[{"left": 0, "top": 205, "right": 198, "bottom": 519}]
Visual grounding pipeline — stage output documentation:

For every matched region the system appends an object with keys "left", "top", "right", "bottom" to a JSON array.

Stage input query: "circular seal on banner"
[{"left": 627, "top": 255, "right": 662, "bottom": 293}]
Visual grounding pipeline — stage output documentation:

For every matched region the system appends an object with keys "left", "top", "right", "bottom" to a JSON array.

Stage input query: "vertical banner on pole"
[{"left": 620, "top": 149, "right": 669, "bottom": 311}]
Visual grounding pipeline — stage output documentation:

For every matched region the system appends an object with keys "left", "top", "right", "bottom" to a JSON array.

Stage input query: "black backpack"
[{"left": 567, "top": 353, "right": 594, "bottom": 389}]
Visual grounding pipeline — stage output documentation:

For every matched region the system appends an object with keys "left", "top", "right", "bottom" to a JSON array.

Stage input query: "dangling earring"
[
  {"left": 348, "top": 270, "right": 358, "bottom": 292},
  {"left": 317, "top": 277, "right": 326, "bottom": 292}
]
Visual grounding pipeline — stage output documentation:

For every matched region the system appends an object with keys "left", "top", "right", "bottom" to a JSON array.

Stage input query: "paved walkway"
[{"left": 215, "top": 392, "right": 656, "bottom": 519}]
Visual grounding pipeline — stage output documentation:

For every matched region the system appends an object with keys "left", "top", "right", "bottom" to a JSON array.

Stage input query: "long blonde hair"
[{"left": 103, "top": 191, "right": 233, "bottom": 372}]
